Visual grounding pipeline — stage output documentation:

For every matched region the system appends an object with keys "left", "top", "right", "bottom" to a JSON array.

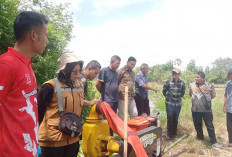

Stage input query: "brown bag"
[{"left": 55, "top": 78, "right": 83, "bottom": 137}]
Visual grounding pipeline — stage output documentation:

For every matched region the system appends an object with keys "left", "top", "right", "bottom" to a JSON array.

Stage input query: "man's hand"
[
  {"left": 95, "top": 81, "right": 102, "bottom": 92},
  {"left": 141, "top": 84, "right": 159, "bottom": 93},
  {"left": 223, "top": 106, "right": 226, "bottom": 113},
  {"left": 224, "top": 96, "right": 227, "bottom": 113},
  {"left": 90, "top": 98, "right": 101, "bottom": 106},
  {"left": 152, "top": 87, "right": 158, "bottom": 93},
  {"left": 84, "top": 98, "right": 100, "bottom": 106}
]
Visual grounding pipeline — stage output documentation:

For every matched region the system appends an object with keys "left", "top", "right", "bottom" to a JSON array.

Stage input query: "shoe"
[
  {"left": 172, "top": 135, "right": 177, "bottom": 139},
  {"left": 164, "top": 137, "right": 172, "bottom": 141},
  {"left": 222, "top": 143, "right": 232, "bottom": 147},
  {"left": 164, "top": 135, "right": 176, "bottom": 141},
  {"left": 212, "top": 143, "right": 223, "bottom": 149}
]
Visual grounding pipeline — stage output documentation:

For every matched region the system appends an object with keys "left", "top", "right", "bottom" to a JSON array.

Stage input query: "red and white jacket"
[{"left": 0, "top": 47, "right": 38, "bottom": 157}]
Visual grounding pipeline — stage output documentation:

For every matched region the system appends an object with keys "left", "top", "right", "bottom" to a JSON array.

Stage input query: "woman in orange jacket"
[{"left": 37, "top": 53, "right": 98, "bottom": 157}]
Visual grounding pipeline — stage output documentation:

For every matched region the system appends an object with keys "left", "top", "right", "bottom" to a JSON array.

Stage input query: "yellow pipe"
[
  {"left": 107, "top": 140, "right": 120, "bottom": 153},
  {"left": 86, "top": 104, "right": 102, "bottom": 121},
  {"left": 83, "top": 103, "right": 120, "bottom": 157}
]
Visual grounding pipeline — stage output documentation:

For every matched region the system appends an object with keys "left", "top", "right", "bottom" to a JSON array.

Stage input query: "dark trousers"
[
  {"left": 107, "top": 101, "right": 118, "bottom": 136},
  {"left": 41, "top": 142, "right": 80, "bottom": 157},
  {"left": 166, "top": 104, "right": 181, "bottom": 137},
  {"left": 192, "top": 112, "right": 217, "bottom": 144},
  {"left": 107, "top": 102, "right": 118, "bottom": 114},
  {"left": 227, "top": 112, "right": 232, "bottom": 143},
  {"left": 134, "top": 94, "right": 150, "bottom": 116}
]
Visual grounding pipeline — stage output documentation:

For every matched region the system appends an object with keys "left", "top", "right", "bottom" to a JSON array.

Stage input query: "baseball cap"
[{"left": 172, "top": 68, "right": 181, "bottom": 74}]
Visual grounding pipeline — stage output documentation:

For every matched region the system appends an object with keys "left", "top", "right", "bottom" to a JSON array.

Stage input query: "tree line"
[
  {"left": 1, "top": 0, "right": 232, "bottom": 89},
  {"left": 0, "top": 0, "right": 73, "bottom": 88},
  {"left": 134, "top": 58, "right": 232, "bottom": 87}
]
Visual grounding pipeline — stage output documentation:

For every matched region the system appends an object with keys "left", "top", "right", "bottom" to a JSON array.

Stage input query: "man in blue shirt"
[
  {"left": 96, "top": 55, "right": 121, "bottom": 113},
  {"left": 134, "top": 63, "right": 158, "bottom": 116},
  {"left": 96, "top": 55, "right": 121, "bottom": 136},
  {"left": 223, "top": 69, "right": 232, "bottom": 147}
]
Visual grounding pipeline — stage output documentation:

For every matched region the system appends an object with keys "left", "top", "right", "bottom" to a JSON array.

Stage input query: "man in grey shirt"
[
  {"left": 223, "top": 69, "right": 232, "bottom": 147},
  {"left": 189, "top": 71, "right": 221, "bottom": 148}
]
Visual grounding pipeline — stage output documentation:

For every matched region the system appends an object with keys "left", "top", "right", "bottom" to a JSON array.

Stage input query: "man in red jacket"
[{"left": 0, "top": 11, "right": 49, "bottom": 157}]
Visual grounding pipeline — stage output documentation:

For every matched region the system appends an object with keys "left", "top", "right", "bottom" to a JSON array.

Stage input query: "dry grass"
[
  {"left": 214, "top": 84, "right": 225, "bottom": 88},
  {"left": 151, "top": 86, "right": 232, "bottom": 157}
]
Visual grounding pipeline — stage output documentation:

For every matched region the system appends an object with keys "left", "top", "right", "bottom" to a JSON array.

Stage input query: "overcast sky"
[{"left": 54, "top": 0, "right": 232, "bottom": 69}]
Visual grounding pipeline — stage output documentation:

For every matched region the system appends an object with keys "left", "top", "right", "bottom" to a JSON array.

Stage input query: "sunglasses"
[{"left": 172, "top": 72, "right": 179, "bottom": 75}]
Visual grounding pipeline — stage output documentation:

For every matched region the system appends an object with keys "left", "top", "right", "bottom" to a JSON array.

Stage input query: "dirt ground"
[{"left": 160, "top": 120, "right": 232, "bottom": 157}]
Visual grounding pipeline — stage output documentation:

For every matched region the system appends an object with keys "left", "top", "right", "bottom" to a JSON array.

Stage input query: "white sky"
[{"left": 54, "top": 0, "right": 232, "bottom": 69}]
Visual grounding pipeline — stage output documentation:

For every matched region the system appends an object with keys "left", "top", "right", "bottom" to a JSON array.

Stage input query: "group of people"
[
  {"left": 163, "top": 69, "right": 232, "bottom": 149},
  {"left": 0, "top": 11, "right": 158, "bottom": 157},
  {"left": 37, "top": 53, "right": 101, "bottom": 156},
  {"left": 0, "top": 11, "right": 96, "bottom": 157},
  {"left": 96, "top": 56, "right": 158, "bottom": 120},
  {"left": 95, "top": 55, "right": 159, "bottom": 135},
  {"left": 0, "top": 10, "right": 232, "bottom": 157}
]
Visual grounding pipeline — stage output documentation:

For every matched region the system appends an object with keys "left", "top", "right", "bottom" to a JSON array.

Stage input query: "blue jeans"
[{"left": 166, "top": 104, "right": 181, "bottom": 137}]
